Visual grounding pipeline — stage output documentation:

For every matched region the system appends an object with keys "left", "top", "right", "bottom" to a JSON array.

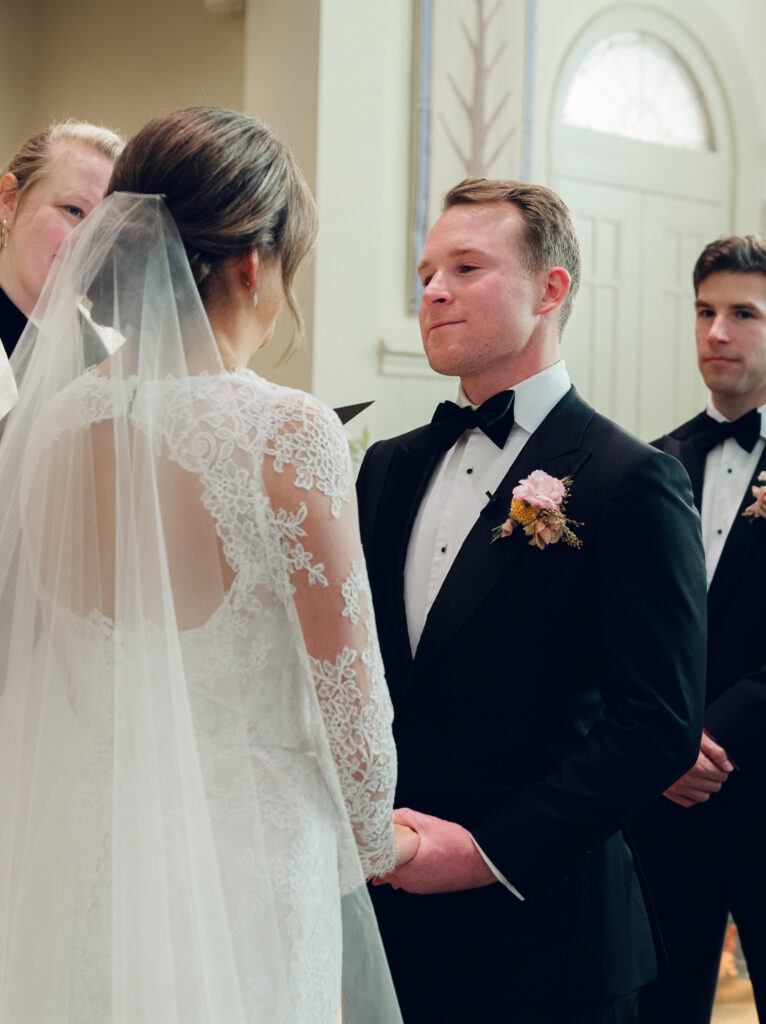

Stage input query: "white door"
[
  {"left": 559, "top": 175, "right": 725, "bottom": 439},
  {"left": 551, "top": 17, "right": 731, "bottom": 440}
]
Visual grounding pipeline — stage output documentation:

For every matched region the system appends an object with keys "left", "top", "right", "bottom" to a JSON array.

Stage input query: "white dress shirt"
[
  {"left": 404, "top": 360, "right": 571, "bottom": 654},
  {"left": 403, "top": 361, "right": 572, "bottom": 899},
  {"left": 700, "top": 398, "right": 766, "bottom": 587}
]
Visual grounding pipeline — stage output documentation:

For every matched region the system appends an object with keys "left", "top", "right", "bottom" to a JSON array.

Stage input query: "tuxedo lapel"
[
  {"left": 367, "top": 429, "right": 442, "bottom": 696},
  {"left": 708, "top": 444, "right": 766, "bottom": 615},
  {"left": 661, "top": 422, "right": 705, "bottom": 509},
  {"left": 407, "top": 388, "right": 594, "bottom": 689}
]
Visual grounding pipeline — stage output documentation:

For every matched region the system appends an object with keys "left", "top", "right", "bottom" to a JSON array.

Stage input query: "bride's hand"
[{"left": 394, "top": 822, "right": 420, "bottom": 867}]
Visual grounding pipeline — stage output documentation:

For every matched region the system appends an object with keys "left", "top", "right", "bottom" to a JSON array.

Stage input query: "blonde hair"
[
  {"left": 3, "top": 120, "right": 124, "bottom": 202},
  {"left": 109, "top": 107, "right": 318, "bottom": 354}
]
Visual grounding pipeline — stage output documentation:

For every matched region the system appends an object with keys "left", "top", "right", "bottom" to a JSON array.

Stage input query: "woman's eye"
[
  {"left": 63, "top": 205, "right": 85, "bottom": 219},
  {"left": 458, "top": 264, "right": 478, "bottom": 273}
]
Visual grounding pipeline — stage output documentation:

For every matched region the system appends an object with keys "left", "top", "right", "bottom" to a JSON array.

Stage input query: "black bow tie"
[
  {"left": 429, "top": 391, "right": 515, "bottom": 452},
  {"left": 691, "top": 409, "right": 762, "bottom": 455}
]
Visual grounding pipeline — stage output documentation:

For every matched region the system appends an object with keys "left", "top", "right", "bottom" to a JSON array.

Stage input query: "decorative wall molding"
[
  {"left": 409, "top": 0, "right": 533, "bottom": 312},
  {"left": 378, "top": 333, "right": 441, "bottom": 379}
]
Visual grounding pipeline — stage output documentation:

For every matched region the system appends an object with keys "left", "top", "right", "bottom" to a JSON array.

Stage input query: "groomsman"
[
  {"left": 356, "top": 178, "right": 707, "bottom": 1023},
  {"left": 633, "top": 235, "right": 766, "bottom": 1023}
]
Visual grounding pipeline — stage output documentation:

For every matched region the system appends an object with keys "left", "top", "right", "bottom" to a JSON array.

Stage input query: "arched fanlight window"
[{"left": 562, "top": 31, "right": 714, "bottom": 151}]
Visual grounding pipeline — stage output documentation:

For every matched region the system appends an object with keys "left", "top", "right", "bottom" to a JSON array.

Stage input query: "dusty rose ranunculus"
[{"left": 512, "top": 470, "right": 566, "bottom": 511}]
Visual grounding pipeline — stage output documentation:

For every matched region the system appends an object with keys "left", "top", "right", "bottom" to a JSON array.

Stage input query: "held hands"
[
  {"left": 373, "top": 808, "right": 497, "bottom": 894},
  {"left": 394, "top": 822, "right": 421, "bottom": 867},
  {"left": 663, "top": 729, "right": 735, "bottom": 808}
]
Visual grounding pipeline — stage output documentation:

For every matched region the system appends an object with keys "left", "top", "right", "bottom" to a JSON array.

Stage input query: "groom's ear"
[{"left": 536, "top": 267, "right": 570, "bottom": 318}]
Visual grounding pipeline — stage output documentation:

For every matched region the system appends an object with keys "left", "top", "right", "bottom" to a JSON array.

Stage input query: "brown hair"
[
  {"left": 108, "top": 107, "right": 318, "bottom": 351},
  {"left": 3, "top": 120, "right": 124, "bottom": 203},
  {"left": 693, "top": 235, "right": 766, "bottom": 294},
  {"left": 443, "top": 178, "right": 581, "bottom": 331}
]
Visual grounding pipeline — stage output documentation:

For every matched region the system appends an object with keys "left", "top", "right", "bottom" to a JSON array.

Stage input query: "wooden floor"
[{"left": 713, "top": 977, "right": 758, "bottom": 1024}]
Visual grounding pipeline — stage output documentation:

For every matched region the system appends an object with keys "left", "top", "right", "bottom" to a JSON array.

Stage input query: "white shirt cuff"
[{"left": 471, "top": 834, "right": 524, "bottom": 901}]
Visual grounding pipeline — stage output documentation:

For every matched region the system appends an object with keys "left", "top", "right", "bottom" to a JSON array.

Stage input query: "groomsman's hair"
[
  {"left": 443, "top": 178, "right": 581, "bottom": 331},
  {"left": 693, "top": 235, "right": 766, "bottom": 294},
  {"left": 109, "top": 107, "right": 318, "bottom": 353},
  {"left": 3, "top": 120, "right": 124, "bottom": 204}
]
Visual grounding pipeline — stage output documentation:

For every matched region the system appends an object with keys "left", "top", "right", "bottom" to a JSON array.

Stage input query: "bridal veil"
[{"left": 0, "top": 192, "right": 401, "bottom": 1023}]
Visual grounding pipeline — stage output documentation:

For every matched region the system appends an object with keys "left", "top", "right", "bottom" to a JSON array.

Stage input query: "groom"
[{"left": 356, "top": 178, "right": 707, "bottom": 1023}]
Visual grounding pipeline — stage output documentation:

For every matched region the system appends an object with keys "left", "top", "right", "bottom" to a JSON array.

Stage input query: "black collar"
[{"left": 0, "top": 288, "right": 27, "bottom": 359}]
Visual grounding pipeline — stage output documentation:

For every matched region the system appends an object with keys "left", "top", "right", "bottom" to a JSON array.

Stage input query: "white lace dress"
[{"left": 0, "top": 368, "right": 398, "bottom": 1023}]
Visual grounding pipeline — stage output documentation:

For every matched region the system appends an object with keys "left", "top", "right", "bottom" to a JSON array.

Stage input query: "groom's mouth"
[
  {"left": 703, "top": 355, "right": 739, "bottom": 365},
  {"left": 427, "top": 319, "right": 464, "bottom": 333}
]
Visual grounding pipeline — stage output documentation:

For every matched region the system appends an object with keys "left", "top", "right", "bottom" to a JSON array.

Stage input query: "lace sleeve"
[{"left": 262, "top": 393, "right": 396, "bottom": 879}]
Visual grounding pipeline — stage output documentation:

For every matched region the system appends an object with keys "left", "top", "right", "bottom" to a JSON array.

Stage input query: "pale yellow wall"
[
  {"left": 0, "top": 1, "right": 37, "bottom": 163},
  {"left": 2, "top": 0, "right": 244, "bottom": 154},
  {"left": 244, "top": 0, "right": 320, "bottom": 394}
]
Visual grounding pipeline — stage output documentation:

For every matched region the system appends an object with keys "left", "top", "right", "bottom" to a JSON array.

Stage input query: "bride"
[{"left": 0, "top": 108, "right": 412, "bottom": 1022}]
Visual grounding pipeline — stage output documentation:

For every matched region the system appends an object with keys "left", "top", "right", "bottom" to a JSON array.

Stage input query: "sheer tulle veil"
[{"left": 0, "top": 193, "right": 402, "bottom": 1022}]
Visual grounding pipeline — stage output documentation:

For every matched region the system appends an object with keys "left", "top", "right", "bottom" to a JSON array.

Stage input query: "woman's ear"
[
  {"left": 0, "top": 173, "right": 20, "bottom": 222},
  {"left": 236, "top": 250, "right": 260, "bottom": 294}
]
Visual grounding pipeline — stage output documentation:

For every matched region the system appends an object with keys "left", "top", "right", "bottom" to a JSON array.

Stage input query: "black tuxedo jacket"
[
  {"left": 627, "top": 414, "right": 766, "bottom": 1003},
  {"left": 655, "top": 414, "right": 766, "bottom": 774},
  {"left": 357, "top": 387, "right": 707, "bottom": 1014}
]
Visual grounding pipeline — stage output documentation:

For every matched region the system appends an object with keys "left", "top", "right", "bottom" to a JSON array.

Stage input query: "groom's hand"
[
  {"left": 371, "top": 807, "right": 496, "bottom": 894},
  {"left": 663, "top": 729, "right": 734, "bottom": 807}
]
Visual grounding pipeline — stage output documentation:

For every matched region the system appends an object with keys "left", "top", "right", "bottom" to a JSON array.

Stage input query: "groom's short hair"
[
  {"left": 443, "top": 178, "right": 581, "bottom": 331},
  {"left": 693, "top": 235, "right": 766, "bottom": 294}
]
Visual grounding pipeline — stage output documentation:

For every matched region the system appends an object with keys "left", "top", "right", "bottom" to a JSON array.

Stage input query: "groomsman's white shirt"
[
  {"left": 700, "top": 398, "right": 766, "bottom": 587},
  {"left": 403, "top": 360, "right": 571, "bottom": 899}
]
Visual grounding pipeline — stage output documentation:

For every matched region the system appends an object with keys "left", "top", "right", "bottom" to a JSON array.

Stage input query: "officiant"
[{"left": 0, "top": 120, "right": 122, "bottom": 415}]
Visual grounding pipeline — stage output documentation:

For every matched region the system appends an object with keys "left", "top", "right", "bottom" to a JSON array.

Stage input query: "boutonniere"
[
  {"left": 743, "top": 471, "right": 766, "bottom": 520},
  {"left": 492, "top": 469, "right": 583, "bottom": 550}
]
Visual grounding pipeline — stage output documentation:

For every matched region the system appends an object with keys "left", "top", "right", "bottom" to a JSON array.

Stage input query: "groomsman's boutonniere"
[
  {"left": 492, "top": 470, "right": 583, "bottom": 550},
  {"left": 743, "top": 471, "right": 766, "bottom": 521}
]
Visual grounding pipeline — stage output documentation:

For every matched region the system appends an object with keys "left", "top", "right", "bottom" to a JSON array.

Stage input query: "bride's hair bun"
[{"left": 108, "top": 107, "right": 317, "bottom": 351}]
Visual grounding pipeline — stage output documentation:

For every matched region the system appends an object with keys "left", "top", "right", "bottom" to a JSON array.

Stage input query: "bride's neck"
[{"left": 204, "top": 283, "right": 265, "bottom": 371}]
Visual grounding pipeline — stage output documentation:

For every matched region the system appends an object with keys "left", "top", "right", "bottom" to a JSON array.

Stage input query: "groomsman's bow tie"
[
  {"left": 691, "top": 408, "right": 762, "bottom": 454},
  {"left": 429, "top": 391, "right": 515, "bottom": 452}
]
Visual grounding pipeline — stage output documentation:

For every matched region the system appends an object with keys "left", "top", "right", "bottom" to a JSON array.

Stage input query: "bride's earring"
[
  {"left": 252, "top": 287, "right": 259, "bottom": 309},
  {"left": 0, "top": 220, "right": 9, "bottom": 250}
]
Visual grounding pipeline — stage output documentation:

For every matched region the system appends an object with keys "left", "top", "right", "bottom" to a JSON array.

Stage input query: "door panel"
[{"left": 556, "top": 175, "right": 724, "bottom": 439}]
